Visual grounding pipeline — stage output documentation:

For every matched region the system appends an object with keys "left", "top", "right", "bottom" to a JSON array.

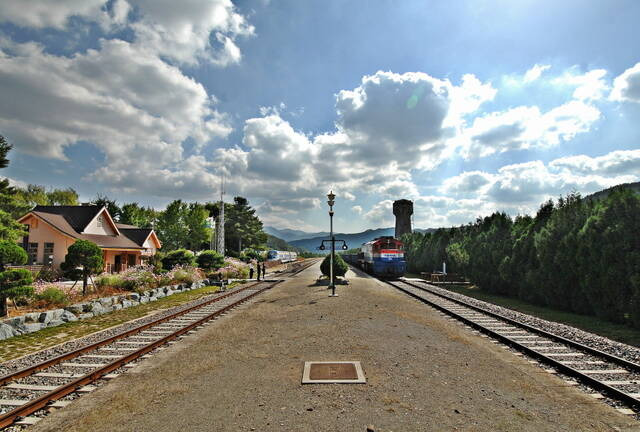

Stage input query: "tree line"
[{"left": 402, "top": 188, "right": 640, "bottom": 328}]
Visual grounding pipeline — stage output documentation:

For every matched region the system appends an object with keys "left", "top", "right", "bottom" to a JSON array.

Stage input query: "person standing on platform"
[
  {"left": 262, "top": 262, "right": 267, "bottom": 280},
  {"left": 249, "top": 264, "right": 254, "bottom": 280}
]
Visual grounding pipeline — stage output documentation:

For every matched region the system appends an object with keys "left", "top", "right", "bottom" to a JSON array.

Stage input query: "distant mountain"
[
  {"left": 263, "top": 226, "right": 328, "bottom": 242},
  {"left": 585, "top": 181, "right": 640, "bottom": 202},
  {"left": 265, "top": 234, "right": 306, "bottom": 253},
  {"left": 289, "top": 227, "right": 397, "bottom": 252}
]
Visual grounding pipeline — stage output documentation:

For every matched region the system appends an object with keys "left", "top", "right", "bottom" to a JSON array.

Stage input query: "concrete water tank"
[{"left": 393, "top": 199, "right": 413, "bottom": 238}]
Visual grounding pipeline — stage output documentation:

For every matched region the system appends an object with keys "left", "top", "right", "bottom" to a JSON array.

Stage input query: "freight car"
[
  {"left": 358, "top": 236, "right": 406, "bottom": 279},
  {"left": 266, "top": 250, "right": 298, "bottom": 263}
]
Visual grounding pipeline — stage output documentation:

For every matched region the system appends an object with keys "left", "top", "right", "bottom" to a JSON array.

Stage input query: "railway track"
[
  {"left": 0, "top": 259, "right": 318, "bottom": 429},
  {"left": 384, "top": 278, "right": 640, "bottom": 413}
]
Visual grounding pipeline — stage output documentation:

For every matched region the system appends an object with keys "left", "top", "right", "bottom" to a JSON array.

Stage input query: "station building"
[{"left": 17, "top": 205, "right": 161, "bottom": 273}]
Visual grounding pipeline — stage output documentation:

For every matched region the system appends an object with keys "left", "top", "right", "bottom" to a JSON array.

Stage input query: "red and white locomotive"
[{"left": 358, "top": 236, "right": 406, "bottom": 278}]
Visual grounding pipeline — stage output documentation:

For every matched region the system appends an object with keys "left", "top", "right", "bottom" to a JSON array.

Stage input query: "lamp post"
[{"left": 327, "top": 191, "right": 337, "bottom": 297}]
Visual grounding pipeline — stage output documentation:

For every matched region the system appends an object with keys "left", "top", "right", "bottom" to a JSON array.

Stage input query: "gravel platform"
[{"left": 28, "top": 263, "right": 639, "bottom": 432}]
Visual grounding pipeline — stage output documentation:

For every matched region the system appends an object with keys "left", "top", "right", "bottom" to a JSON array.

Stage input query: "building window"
[
  {"left": 128, "top": 254, "right": 137, "bottom": 267},
  {"left": 97, "top": 215, "right": 103, "bottom": 228},
  {"left": 44, "top": 242, "right": 54, "bottom": 266},
  {"left": 27, "top": 242, "right": 38, "bottom": 265}
]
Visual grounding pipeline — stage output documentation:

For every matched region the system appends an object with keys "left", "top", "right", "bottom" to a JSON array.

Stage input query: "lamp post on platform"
[{"left": 327, "top": 191, "right": 337, "bottom": 297}]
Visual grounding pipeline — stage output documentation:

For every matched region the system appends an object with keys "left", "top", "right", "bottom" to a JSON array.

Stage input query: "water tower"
[{"left": 393, "top": 199, "right": 413, "bottom": 238}]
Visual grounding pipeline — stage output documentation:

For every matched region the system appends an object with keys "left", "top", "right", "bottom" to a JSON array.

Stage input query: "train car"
[
  {"left": 266, "top": 250, "right": 298, "bottom": 263},
  {"left": 358, "top": 236, "right": 406, "bottom": 278}
]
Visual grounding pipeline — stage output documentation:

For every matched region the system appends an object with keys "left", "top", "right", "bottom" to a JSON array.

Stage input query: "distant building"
[{"left": 17, "top": 205, "right": 161, "bottom": 273}]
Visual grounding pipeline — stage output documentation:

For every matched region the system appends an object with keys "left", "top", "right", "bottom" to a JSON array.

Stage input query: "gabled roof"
[
  {"left": 31, "top": 205, "right": 102, "bottom": 233},
  {"left": 18, "top": 206, "right": 161, "bottom": 250},
  {"left": 119, "top": 228, "right": 154, "bottom": 247}
]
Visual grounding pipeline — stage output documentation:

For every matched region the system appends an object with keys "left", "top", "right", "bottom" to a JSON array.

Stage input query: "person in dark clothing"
[
  {"left": 256, "top": 263, "right": 261, "bottom": 281},
  {"left": 262, "top": 263, "right": 267, "bottom": 279},
  {"left": 249, "top": 265, "right": 254, "bottom": 279}
]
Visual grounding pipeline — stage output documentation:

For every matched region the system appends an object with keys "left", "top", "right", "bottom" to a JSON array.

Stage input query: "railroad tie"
[
  {"left": 580, "top": 369, "right": 629, "bottom": 374},
  {"left": 34, "top": 372, "right": 81, "bottom": 378},
  {"left": 61, "top": 362, "right": 107, "bottom": 368},
  {"left": 545, "top": 352, "right": 584, "bottom": 357},
  {"left": 601, "top": 380, "right": 640, "bottom": 385},
  {"left": 81, "top": 354, "right": 121, "bottom": 359},
  {"left": 0, "top": 399, "right": 28, "bottom": 406},
  {"left": 7, "top": 383, "right": 58, "bottom": 391}
]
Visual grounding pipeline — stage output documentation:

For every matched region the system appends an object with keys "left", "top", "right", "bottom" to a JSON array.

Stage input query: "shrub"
[
  {"left": 320, "top": 254, "right": 348, "bottom": 278},
  {"left": 36, "top": 266, "right": 61, "bottom": 282},
  {"left": 196, "top": 250, "right": 225, "bottom": 271},
  {"left": 209, "top": 258, "right": 249, "bottom": 280},
  {"left": 0, "top": 268, "right": 34, "bottom": 312},
  {"left": 35, "top": 287, "right": 69, "bottom": 306},
  {"left": 166, "top": 265, "right": 204, "bottom": 285},
  {"left": 161, "top": 249, "right": 195, "bottom": 270},
  {"left": 94, "top": 273, "right": 125, "bottom": 290}
]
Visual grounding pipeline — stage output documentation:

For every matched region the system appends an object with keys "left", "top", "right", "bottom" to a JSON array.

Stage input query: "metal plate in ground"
[{"left": 302, "top": 361, "right": 366, "bottom": 384}]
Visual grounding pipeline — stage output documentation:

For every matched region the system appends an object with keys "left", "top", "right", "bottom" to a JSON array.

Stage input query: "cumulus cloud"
[
  {"left": 611, "top": 62, "right": 640, "bottom": 103},
  {"left": 0, "top": 39, "right": 231, "bottom": 162},
  {"left": 0, "top": 0, "right": 106, "bottom": 29},
  {"left": 523, "top": 64, "right": 551, "bottom": 83},
  {"left": 552, "top": 68, "right": 609, "bottom": 101},
  {"left": 0, "top": 0, "right": 253, "bottom": 67},
  {"left": 441, "top": 171, "right": 494, "bottom": 196},
  {"left": 364, "top": 200, "right": 394, "bottom": 225},
  {"left": 352, "top": 205, "right": 363, "bottom": 215},
  {"left": 549, "top": 149, "right": 640, "bottom": 176},
  {"left": 430, "top": 150, "right": 640, "bottom": 226},
  {"left": 460, "top": 100, "right": 601, "bottom": 159},
  {"left": 130, "top": 0, "right": 254, "bottom": 66}
]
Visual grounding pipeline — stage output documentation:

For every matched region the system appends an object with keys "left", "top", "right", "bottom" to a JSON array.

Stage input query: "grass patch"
[
  {"left": 0, "top": 283, "right": 242, "bottom": 363},
  {"left": 439, "top": 284, "right": 640, "bottom": 347}
]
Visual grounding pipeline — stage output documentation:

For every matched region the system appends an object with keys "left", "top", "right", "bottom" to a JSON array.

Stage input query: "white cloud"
[
  {"left": 0, "top": 39, "right": 231, "bottom": 162},
  {"left": 0, "top": 0, "right": 106, "bottom": 29},
  {"left": 352, "top": 205, "right": 363, "bottom": 215},
  {"left": 523, "top": 64, "right": 551, "bottom": 83},
  {"left": 549, "top": 149, "right": 640, "bottom": 176},
  {"left": 441, "top": 171, "right": 495, "bottom": 196},
  {"left": 460, "top": 100, "right": 601, "bottom": 159},
  {"left": 611, "top": 62, "right": 640, "bottom": 103},
  {"left": 130, "top": 0, "right": 254, "bottom": 66},
  {"left": 364, "top": 200, "right": 394, "bottom": 225},
  {"left": 415, "top": 149, "right": 640, "bottom": 228},
  {"left": 552, "top": 68, "right": 609, "bottom": 101}
]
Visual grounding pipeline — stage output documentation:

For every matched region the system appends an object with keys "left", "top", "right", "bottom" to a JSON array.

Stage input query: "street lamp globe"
[{"left": 327, "top": 191, "right": 336, "bottom": 207}]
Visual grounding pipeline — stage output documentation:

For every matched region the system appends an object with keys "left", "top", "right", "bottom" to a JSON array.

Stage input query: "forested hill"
[
  {"left": 266, "top": 234, "right": 306, "bottom": 253},
  {"left": 585, "top": 181, "right": 640, "bottom": 201}
]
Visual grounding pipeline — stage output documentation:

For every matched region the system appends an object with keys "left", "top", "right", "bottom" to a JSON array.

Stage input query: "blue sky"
[{"left": 1, "top": 0, "right": 639, "bottom": 232}]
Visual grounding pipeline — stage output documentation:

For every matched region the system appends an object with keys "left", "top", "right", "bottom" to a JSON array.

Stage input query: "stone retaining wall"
[{"left": 0, "top": 279, "right": 214, "bottom": 341}]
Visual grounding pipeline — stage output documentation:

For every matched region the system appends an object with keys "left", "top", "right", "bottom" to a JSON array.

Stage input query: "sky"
[{"left": 1, "top": 0, "right": 639, "bottom": 233}]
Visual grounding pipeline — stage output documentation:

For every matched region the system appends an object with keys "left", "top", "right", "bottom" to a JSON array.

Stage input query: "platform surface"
[{"left": 31, "top": 262, "right": 639, "bottom": 432}]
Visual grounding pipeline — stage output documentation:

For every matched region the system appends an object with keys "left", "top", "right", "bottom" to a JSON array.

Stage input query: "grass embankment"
[
  {"left": 0, "top": 283, "right": 240, "bottom": 363},
  {"left": 434, "top": 283, "right": 640, "bottom": 347}
]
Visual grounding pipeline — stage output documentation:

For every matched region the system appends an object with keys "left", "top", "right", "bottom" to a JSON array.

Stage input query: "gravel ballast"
[
  {"left": 412, "top": 281, "right": 640, "bottom": 365},
  {"left": 27, "top": 264, "right": 639, "bottom": 431}
]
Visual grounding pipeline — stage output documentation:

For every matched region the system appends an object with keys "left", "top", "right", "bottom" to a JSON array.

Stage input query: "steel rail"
[
  {"left": 385, "top": 279, "right": 640, "bottom": 408},
  {"left": 0, "top": 280, "right": 281, "bottom": 428},
  {"left": 0, "top": 282, "right": 260, "bottom": 386},
  {"left": 403, "top": 279, "right": 640, "bottom": 372},
  {"left": 0, "top": 258, "right": 318, "bottom": 388}
]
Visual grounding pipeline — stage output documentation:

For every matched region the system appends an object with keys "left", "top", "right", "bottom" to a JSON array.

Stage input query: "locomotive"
[
  {"left": 266, "top": 250, "right": 298, "bottom": 263},
  {"left": 357, "top": 236, "right": 406, "bottom": 278}
]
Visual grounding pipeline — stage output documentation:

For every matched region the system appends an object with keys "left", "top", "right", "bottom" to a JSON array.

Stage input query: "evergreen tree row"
[{"left": 402, "top": 188, "right": 640, "bottom": 328}]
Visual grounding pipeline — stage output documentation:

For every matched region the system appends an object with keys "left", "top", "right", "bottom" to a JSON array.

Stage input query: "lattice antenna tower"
[{"left": 216, "top": 174, "right": 225, "bottom": 256}]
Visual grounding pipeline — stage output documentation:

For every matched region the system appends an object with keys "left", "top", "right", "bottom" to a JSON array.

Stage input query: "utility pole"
[{"left": 216, "top": 174, "right": 225, "bottom": 257}]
